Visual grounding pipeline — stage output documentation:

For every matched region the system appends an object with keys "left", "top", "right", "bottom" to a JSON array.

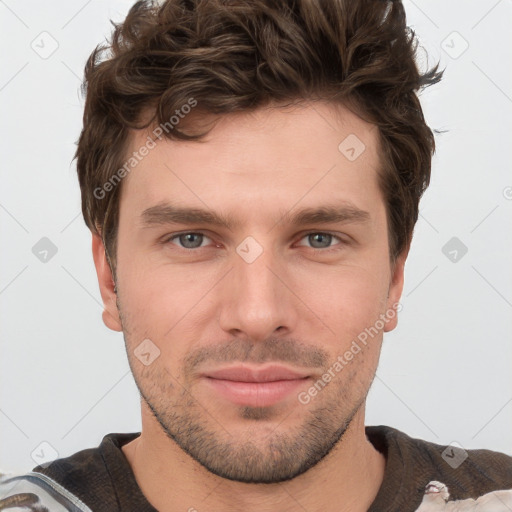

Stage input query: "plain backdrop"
[{"left": 0, "top": 0, "right": 511, "bottom": 473}]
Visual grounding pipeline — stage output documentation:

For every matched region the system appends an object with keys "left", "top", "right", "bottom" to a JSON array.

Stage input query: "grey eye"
[
  {"left": 175, "top": 233, "right": 206, "bottom": 249},
  {"left": 307, "top": 233, "right": 333, "bottom": 249}
]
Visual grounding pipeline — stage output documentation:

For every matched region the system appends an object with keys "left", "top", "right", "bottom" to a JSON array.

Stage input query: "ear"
[
  {"left": 383, "top": 245, "right": 409, "bottom": 333},
  {"left": 92, "top": 233, "right": 122, "bottom": 332}
]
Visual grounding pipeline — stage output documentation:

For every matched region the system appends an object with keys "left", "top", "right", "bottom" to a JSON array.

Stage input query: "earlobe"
[
  {"left": 91, "top": 234, "right": 123, "bottom": 332},
  {"left": 383, "top": 247, "right": 408, "bottom": 333}
]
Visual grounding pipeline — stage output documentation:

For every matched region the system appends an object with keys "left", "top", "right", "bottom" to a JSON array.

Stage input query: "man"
[{"left": 1, "top": 0, "right": 511, "bottom": 511}]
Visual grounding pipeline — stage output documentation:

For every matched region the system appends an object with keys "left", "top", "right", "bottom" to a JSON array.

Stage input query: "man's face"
[{"left": 95, "top": 101, "right": 406, "bottom": 483}]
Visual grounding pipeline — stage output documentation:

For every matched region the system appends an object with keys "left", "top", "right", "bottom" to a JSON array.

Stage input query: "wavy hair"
[{"left": 75, "top": 0, "right": 444, "bottom": 271}]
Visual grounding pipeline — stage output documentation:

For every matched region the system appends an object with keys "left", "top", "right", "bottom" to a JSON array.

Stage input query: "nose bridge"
[
  {"left": 237, "top": 246, "right": 278, "bottom": 303},
  {"left": 218, "top": 238, "right": 296, "bottom": 340}
]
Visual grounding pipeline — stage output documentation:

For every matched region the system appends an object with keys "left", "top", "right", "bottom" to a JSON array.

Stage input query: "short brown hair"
[{"left": 76, "top": 0, "right": 443, "bottom": 273}]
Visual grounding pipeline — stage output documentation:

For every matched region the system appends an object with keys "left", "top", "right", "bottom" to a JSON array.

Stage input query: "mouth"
[{"left": 201, "top": 365, "right": 311, "bottom": 407}]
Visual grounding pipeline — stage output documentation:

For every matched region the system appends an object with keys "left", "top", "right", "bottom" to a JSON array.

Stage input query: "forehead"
[{"left": 119, "top": 101, "right": 384, "bottom": 220}]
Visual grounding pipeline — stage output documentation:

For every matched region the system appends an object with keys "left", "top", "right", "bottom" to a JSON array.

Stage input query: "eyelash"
[{"left": 161, "top": 231, "right": 347, "bottom": 253}]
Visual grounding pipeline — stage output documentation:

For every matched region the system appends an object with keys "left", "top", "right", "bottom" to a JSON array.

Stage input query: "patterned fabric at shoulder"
[
  {"left": 414, "top": 480, "right": 512, "bottom": 511},
  {"left": 0, "top": 472, "right": 93, "bottom": 512}
]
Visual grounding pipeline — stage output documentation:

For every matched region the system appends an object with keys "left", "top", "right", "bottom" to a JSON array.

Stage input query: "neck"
[{"left": 122, "top": 404, "right": 386, "bottom": 512}]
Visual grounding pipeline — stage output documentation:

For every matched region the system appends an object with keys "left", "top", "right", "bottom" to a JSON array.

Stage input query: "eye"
[
  {"left": 161, "top": 231, "right": 346, "bottom": 252},
  {"left": 164, "top": 232, "right": 213, "bottom": 249},
  {"left": 296, "top": 232, "right": 345, "bottom": 251}
]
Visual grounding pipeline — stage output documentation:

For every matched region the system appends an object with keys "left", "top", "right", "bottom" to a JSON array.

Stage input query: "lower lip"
[{"left": 204, "top": 377, "right": 309, "bottom": 407}]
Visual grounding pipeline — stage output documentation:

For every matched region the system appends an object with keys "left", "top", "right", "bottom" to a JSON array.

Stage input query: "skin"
[{"left": 92, "top": 100, "right": 408, "bottom": 512}]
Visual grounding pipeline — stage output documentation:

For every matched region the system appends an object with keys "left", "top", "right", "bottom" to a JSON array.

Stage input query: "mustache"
[{"left": 183, "top": 337, "right": 329, "bottom": 374}]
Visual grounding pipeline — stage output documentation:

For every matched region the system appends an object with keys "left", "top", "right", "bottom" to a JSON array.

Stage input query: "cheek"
[
  {"left": 119, "top": 271, "right": 189, "bottom": 326},
  {"left": 116, "top": 255, "right": 217, "bottom": 359},
  {"left": 298, "top": 264, "right": 390, "bottom": 343}
]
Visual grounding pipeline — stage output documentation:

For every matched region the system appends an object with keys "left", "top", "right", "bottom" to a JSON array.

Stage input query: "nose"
[{"left": 217, "top": 243, "right": 298, "bottom": 343}]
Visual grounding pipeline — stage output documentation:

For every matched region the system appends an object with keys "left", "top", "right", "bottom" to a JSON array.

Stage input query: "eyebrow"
[{"left": 140, "top": 202, "right": 371, "bottom": 231}]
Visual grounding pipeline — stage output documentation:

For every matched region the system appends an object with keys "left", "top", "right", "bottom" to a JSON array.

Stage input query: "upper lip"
[{"left": 202, "top": 365, "right": 311, "bottom": 383}]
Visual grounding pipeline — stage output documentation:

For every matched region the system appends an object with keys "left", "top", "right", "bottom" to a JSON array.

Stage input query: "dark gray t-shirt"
[{"left": 1, "top": 425, "right": 511, "bottom": 511}]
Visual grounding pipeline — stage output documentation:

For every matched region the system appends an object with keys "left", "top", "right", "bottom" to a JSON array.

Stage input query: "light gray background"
[{"left": 1, "top": 0, "right": 511, "bottom": 473}]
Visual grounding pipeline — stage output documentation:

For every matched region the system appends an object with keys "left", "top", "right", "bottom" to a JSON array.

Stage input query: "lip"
[
  {"left": 201, "top": 365, "right": 311, "bottom": 407},
  {"left": 203, "top": 365, "right": 310, "bottom": 383}
]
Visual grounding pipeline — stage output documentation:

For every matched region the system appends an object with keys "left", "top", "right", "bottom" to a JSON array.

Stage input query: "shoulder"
[
  {"left": 0, "top": 471, "right": 93, "bottom": 511},
  {"left": 368, "top": 425, "right": 512, "bottom": 500},
  {"left": 0, "top": 432, "right": 141, "bottom": 512}
]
